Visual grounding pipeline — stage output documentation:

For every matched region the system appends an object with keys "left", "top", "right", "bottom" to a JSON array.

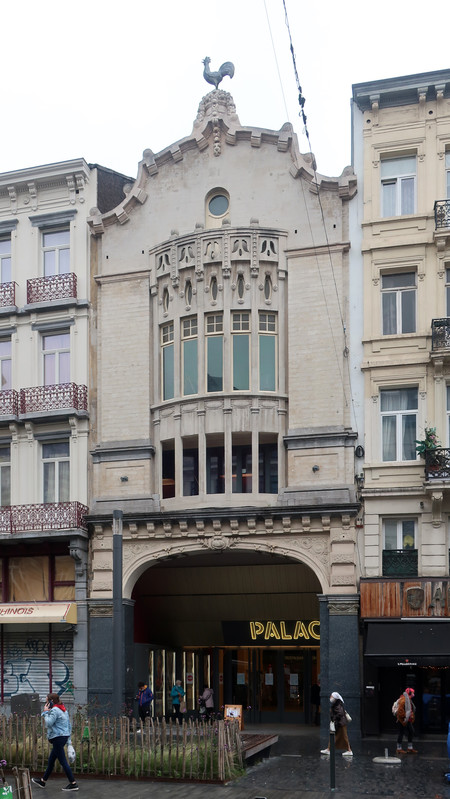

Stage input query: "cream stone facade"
[
  {"left": 87, "top": 87, "right": 361, "bottom": 724},
  {"left": 352, "top": 70, "right": 450, "bottom": 736},
  {"left": 0, "top": 160, "right": 130, "bottom": 710}
]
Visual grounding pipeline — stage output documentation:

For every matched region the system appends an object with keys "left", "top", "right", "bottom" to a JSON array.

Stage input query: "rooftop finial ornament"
[{"left": 202, "top": 57, "right": 235, "bottom": 90}]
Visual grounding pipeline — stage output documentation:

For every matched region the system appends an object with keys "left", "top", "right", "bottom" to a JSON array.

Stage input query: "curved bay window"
[{"left": 206, "top": 314, "right": 223, "bottom": 392}]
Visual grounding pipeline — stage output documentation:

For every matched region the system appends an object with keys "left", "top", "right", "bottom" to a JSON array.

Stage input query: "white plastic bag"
[{"left": 67, "top": 744, "right": 76, "bottom": 763}]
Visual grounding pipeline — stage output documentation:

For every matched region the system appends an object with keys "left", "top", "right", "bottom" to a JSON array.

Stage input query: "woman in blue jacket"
[{"left": 31, "top": 693, "right": 78, "bottom": 791}]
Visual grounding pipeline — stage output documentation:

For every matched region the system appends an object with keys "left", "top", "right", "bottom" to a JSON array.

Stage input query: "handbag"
[
  {"left": 67, "top": 744, "right": 76, "bottom": 763},
  {"left": 345, "top": 711, "right": 352, "bottom": 723},
  {"left": 180, "top": 700, "right": 187, "bottom": 713}
]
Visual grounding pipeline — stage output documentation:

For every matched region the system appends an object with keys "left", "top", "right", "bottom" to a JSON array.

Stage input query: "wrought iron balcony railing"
[
  {"left": 382, "top": 549, "right": 418, "bottom": 577},
  {"left": 0, "top": 282, "right": 16, "bottom": 307},
  {"left": 0, "top": 389, "right": 19, "bottom": 417},
  {"left": 431, "top": 318, "right": 450, "bottom": 350},
  {"left": 424, "top": 447, "right": 450, "bottom": 479},
  {"left": 19, "top": 383, "right": 87, "bottom": 415},
  {"left": 27, "top": 273, "right": 78, "bottom": 304},
  {"left": 0, "top": 501, "right": 88, "bottom": 533},
  {"left": 435, "top": 199, "right": 450, "bottom": 229}
]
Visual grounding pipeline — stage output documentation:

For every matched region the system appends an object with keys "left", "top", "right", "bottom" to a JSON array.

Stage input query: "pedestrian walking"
[
  {"left": 320, "top": 691, "right": 353, "bottom": 757},
  {"left": 199, "top": 685, "right": 214, "bottom": 719},
  {"left": 135, "top": 681, "right": 153, "bottom": 731},
  {"left": 171, "top": 679, "right": 186, "bottom": 723},
  {"left": 31, "top": 693, "right": 78, "bottom": 791},
  {"left": 394, "top": 687, "right": 417, "bottom": 754}
]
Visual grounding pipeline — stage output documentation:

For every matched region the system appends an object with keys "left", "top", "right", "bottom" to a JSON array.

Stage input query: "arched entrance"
[{"left": 131, "top": 549, "right": 322, "bottom": 724}]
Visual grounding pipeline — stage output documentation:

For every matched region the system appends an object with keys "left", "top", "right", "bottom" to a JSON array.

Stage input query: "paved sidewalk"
[{"left": 29, "top": 726, "right": 450, "bottom": 799}]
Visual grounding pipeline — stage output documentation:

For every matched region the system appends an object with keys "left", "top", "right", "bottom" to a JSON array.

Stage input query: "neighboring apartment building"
[
  {"left": 352, "top": 70, "right": 450, "bottom": 736},
  {"left": 87, "top": 84, "right": 361, "bottom": 725},
  {"left": 0, "top": 160, "right": 129, "bottom": 711}
]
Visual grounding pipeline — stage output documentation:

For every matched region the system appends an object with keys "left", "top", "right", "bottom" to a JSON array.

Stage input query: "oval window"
[
  {"left": 185, "top": 280, "right": 192, "bottom": 305},
  {"left": 208, "top": 194, "right": 229, "bottom": 216},
  {"left": 264, "top": 275, "right": 272, "bottom": 300},
  {"left": 210, "top": 275, "right": 218, "bottom": 300},
  {"left": 163, "top": 287, "right": 170, "bottom": 312},
  {"left": 237, "top": 274, "right": 245, "bottom": 299}
]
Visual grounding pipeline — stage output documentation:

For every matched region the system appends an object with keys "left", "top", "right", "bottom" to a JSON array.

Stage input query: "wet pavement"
[{"left": 29, "top": 725, "right": 450, "bottom": 798}]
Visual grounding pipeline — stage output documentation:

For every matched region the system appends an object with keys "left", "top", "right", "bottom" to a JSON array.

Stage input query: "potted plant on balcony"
[{"left": 416, "top": 426, "right": 442, "bottom": 473}]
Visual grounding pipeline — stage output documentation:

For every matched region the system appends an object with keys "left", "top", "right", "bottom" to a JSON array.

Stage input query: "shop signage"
[
  {"left": 222, "top": 620, "right": 320, "bottom": 646},
  {"left": 0, "top": 603, "right": 77, "bottom": 624}
]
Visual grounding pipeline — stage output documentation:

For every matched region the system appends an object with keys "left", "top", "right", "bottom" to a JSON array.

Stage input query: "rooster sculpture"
[{"left": 202, "top": 57, "right": 235, "bottom": 90}]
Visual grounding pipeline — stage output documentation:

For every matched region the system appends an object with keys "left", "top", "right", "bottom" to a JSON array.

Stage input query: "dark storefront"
[{"left": 363, "top": 620, "right": 450, "bottom": 735}]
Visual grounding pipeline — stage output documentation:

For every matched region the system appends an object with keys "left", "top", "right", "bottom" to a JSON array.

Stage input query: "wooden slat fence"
[{"left": 0, "top": 715, "right": 243, "bottom": 782}]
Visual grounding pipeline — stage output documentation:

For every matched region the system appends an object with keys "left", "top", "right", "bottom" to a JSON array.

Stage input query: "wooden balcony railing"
[
  {"left": 0, "top": 501, "right": 88, "bottom": 533},
  {"left": 27, "top": 273, "right": 77, "bottom": 304},
  {"left": 382, "top": 549, "right": 418, "bottom": 577},
  {"left": 424, "top": 447, "right": 450, "bottom": 480},
  {"left": 0, "top": 282, "right": 16, "bottom": 307},
  {"left": 19, "top": 383, "right": 87, "bottom": 415}
]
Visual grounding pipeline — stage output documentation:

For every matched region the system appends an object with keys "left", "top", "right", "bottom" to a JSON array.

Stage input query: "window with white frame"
[
  {"left": 43, "top": 230, "right": 70, "bottom": 276},
  {"left": 0, "top": 238, "right": 11, "bottom": 284},
  {"left": 383, "top": 518, "right": 416, "bottom": 550},
  {"left": 0, "top": 445, "right": 11, "bottom": 506},
  {"left": 232, "top": 312, "right": 250, "bottom": 390},
  {"left": 0, "top": 340, "right": 11, "bottom": 391},
  {"left": 42, "top": 441, "right": 70, "bottom": 503},
  {"left": 259, "top": 312, "right": 277, "bottom": 391},
  {"left": 182, "top": 316, "right": 198, "bottom": 396},
  {"left": 381, "top": 155, "right": 416, "bottom": 217},
  {"left": 206, "top": 314, "right": 223, "bottom": 392},
  {"left": 43, "top": 332, "right": 70, "bottom": 385},
  {"left": 381, "top": 272, "right": 416, "bottom": 334},
  {"left": 446, "top": 152, "right": 450, "bottom": 199},
  {"left": 380, "top": 387, "right": 418, "bottom": 461},
  {"left": 161, "top": 322, "right": 174, "bottom": 401}
]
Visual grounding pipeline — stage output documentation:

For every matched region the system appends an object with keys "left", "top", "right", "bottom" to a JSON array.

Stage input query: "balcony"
[
  {"left": 424, "top": 447, "right": 450, "bottom": 480},
  {"left": 19, "top": 383, "right": 88, "bottom": 417},
  {"left": 431, "top": 318, "right": 450, "bottom": 350},
  {"left": 27, "top": 273, "right": 77, "bottom": 304},
  {"left": 435, "top": 199, "right": 450, "bottom": 229},
  {"left": 382, "top": 549, "right": 418, "bottom": 577},
  {"left": 0, "top": 282, "right": 16, "bottom": 308},
  {"left": 0, "top": 501, "right": 88, "bottom": 533},
  {"left": 0, "top": 389, "right": 19, "bottom": 418}
]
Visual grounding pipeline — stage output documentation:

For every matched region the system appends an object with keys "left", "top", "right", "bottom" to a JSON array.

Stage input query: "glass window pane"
[
  {"left": 44, "top": 250, "right": 56, "bottom": 277},
  {"left": 447, "top": 169, "right": 450, "bottom": 200},
  {"left": 382, "top": 293, "right": 396, "bottom": 334},
  {"left": 59, "top": 248, "right": 70, "bottom": 274},
  {"left": 401, "top": 290, "right": 416, "bottom": 333},
  {"left": 54, "top": 555, "right": 75, "bottom": 581},
  {"left": 384, "top": 520, "right": 398, "bottom": 549},
  {"left": 402, "top": 414, "right": 417, "bottom": 460},
  {"left": 8, "top": 557, "right": 49, "bottom": 601},
  {"left": 183, "top": 449, "right": 199, "bottom": 496},
  {"left": 43, "top": 442, "right": 69, "bottom": 458},
  {"left": 183, "top": 339, "right": 198, "bottom": 395},
  {"left": 402, "top": 520, "right": 415, "bottom": 549},
  {"left": 43, "top": 231, "right": 70, "bottom": 247},
  {"left": 163, "top": 344, "right": 174, "bottom": 400},
  {"left": 401, "top": 177, "right": 415, "bottom": 214},
  {"left": 207, "top": 336, "right": 223, "bottom": 392},
  {"left": 59, "top": 351, "right": 70, "bottom": 384},
  {"left": 382, "top": 416, "right": 397, "bottom": 461},
  {"left": 380, "top": 156, "right": 416, "bottom": 178},
  {"left": 1, "top": 465, "right": 10, "bottom": 506},
  {"left": 382, "top": 273, "right": 415, "bottom": 289},
  {"left": 233, "top": 335, "right": 249, "bottom": 390},
  {"left": 0, "top": 240, "right": 10, "bottom": 255},
  {"left": 1, "top": 257, "right": 11, "bottom": 283},
  {"left": 59, "top": 460, "right": 70, "bottom": 501},
  {"left": 1, "top": 359, "right": 11, "bottom": 390},
  {"left": 44, "top": 353, "right": 55, "bottom": 385},
  {"left": 382, "top": 182, "right": 396, "bottom": 217},
  {"left": 260, "top": 335, "right": 276, "bottom": 391},
  {"left": 206, "top": 448, "right": 225, "bottom": 493},
  {"left": 380, "top": 388, "right": 417, "bottom": 412},
  {"left": 43, "top": 462, "right": 55, "bottom": 502}
]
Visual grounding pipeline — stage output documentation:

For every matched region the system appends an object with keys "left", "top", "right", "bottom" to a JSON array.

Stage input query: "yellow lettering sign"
[
  {"left": 250, "top": 621, "right": 265, "bottom": 640},
  {"left": 248, "top": 620, "right": 320, "bottom": 641},
  {"left": 308, "top": 620, "right": 320, "bottom": 640}
]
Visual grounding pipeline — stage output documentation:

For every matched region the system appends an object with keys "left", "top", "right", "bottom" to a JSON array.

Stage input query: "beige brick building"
[
  {"left": 352, "top": 69, "right": 450, "bottom": 737},
  {"left": 87, "top": 85, "right": 360, "bottom": 724}
]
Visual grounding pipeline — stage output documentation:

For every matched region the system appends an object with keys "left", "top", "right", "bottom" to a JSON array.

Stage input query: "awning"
[
  {"left": 365, "top": 621, "right": 450, "bottom": 666},
  {"left": 0, "top": 603, "right": 77, "bottom": 624}
]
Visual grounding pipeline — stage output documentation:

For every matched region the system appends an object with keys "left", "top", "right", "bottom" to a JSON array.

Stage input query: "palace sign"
[{"left": 222, "top": 620, "right": 320, "bottom": 646}]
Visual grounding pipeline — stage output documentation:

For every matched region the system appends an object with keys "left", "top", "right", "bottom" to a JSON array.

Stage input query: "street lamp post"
[{"left": 112, "top": 509, "right": 123, "bottom": 717}]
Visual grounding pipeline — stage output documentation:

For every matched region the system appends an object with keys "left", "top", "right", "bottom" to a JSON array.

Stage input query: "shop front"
[{"left": 362, "top": 620, "right": 450, "bottom": 735}]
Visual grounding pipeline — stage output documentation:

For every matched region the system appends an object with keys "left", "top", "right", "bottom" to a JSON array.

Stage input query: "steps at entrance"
[{"left": 241, "top": 733, "right": 279, "bottom": 760}]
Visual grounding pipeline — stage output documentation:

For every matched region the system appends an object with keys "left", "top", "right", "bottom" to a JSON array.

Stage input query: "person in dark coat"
[
  {"left": 320, "top": 691, "right": 353, "bottom": 757},
  {"left": 135, "top": 681, "right": 153, "bottom": 731},
  {"left": 395, "top": 687, "right": 417, "bottom": 754}
]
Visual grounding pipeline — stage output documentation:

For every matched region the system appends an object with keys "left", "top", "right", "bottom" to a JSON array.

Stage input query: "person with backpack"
[
  {"left": 394, "top": 687, "right": 417, "bottom": 754},
  {"left": 136, "top": 681, "right": 154, "bottom": 731}
]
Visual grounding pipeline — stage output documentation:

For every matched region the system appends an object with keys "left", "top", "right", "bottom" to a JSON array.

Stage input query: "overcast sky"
[{"left": 2, "top": 0, "right": 448, "bottom": 180}]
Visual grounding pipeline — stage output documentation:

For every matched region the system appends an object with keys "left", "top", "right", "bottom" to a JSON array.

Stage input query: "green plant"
[{"left": 416, "top": 426, "right": 439, "bottom": 456}]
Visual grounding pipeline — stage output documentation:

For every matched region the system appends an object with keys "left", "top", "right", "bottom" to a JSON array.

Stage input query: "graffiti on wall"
[{"left": 2, "top": 637, "right": 73, "bottom": 698}]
